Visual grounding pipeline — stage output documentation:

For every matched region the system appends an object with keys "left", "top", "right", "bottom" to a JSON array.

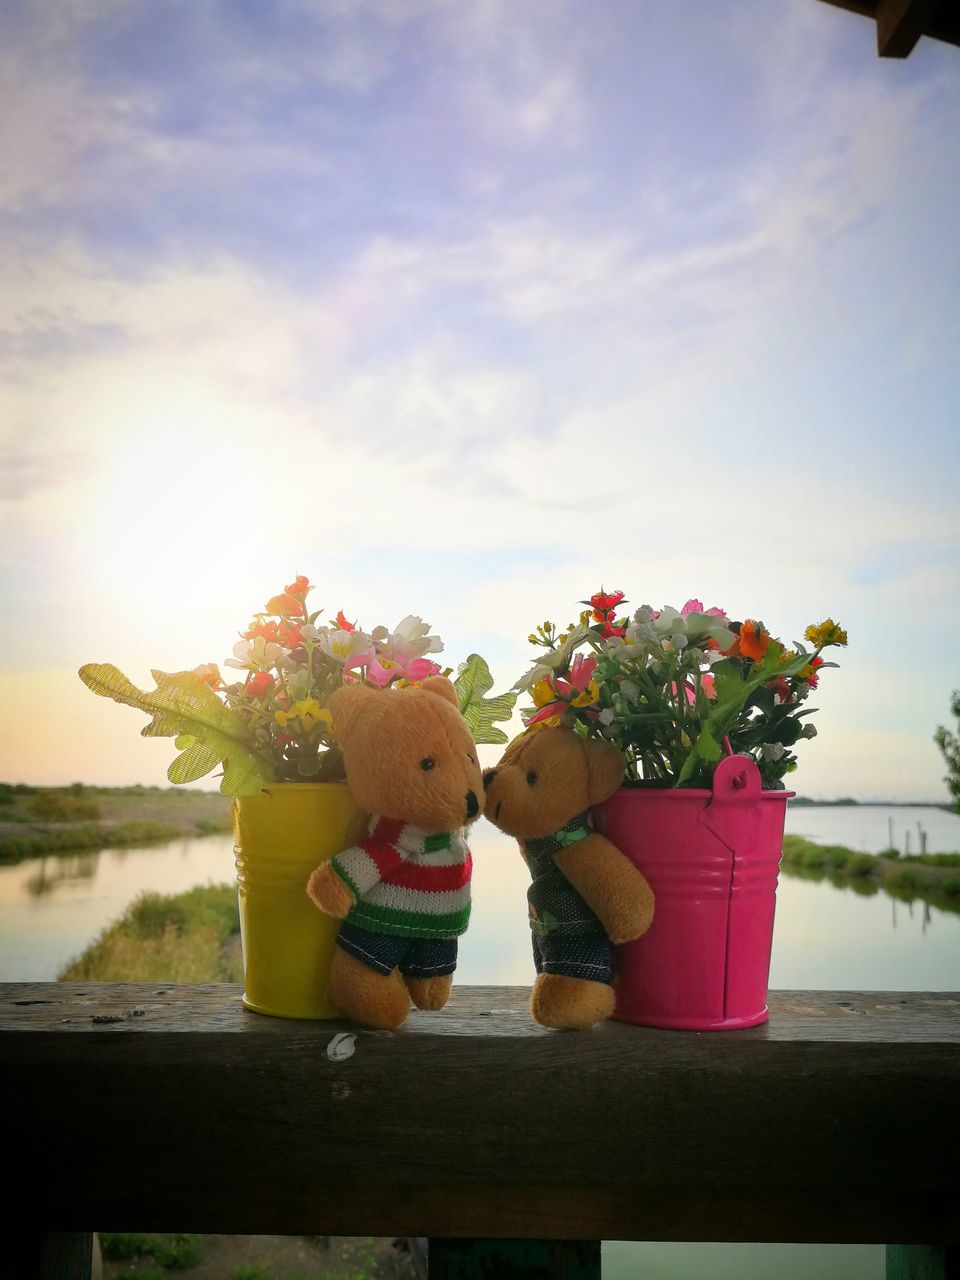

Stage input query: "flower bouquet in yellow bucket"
[{"left": 79, "top": 575, "right": 515, "bottom": 1018}]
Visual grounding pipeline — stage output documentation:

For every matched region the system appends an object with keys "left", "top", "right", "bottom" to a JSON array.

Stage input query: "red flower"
[
  {"left": 335, "top": 610, "right": 356, "bottom": 632},
  {"left": 589, "top": 588, "right": 625, "bottom": 617},
  {"left": 767, "top": 675, "right": 793, "bottom": 704},
  {"left": 600, "top": 619, "right": 626, "bottom": 638},
  {"left": 801, "top": 656, "right": 824, "bottom": 688},
  {"left": 284, "top": 575, "right": 311, "bottom": 598},
  {"left": 245, "top": 671, "right": 275, "bottom": 698}
]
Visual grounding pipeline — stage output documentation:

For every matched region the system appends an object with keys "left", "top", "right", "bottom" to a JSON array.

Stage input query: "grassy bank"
[
  {"left": 781, "top": 834, "right": 960, "bottom": 913},
  {"left": 58, "top": 883, "right": 242, "bottom": 983},
  {"left": 0, "top": 782, "right": 232, "bottom": 862}
]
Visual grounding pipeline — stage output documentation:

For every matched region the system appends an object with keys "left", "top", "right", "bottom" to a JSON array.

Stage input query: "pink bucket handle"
[{"left": 710, "top": 753, "right": 762, "bottom": 806}]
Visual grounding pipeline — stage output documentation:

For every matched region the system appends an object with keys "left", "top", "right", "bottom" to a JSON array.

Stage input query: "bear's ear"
[
  {"left": 419, "top": 675, "right": 459, "bottom": 707},
  {"left": 582, "top": 737, "right": 625, "bottom": 805},
  {"left": 329, "top": 683, "right": 379, "bottom": 743}
]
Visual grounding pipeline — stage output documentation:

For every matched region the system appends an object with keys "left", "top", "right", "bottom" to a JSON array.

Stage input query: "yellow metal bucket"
[{"left": 233, "top": 783, "right": 368, "bottom": 1019}]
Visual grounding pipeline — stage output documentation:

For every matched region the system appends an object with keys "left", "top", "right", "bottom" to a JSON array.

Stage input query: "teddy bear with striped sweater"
[{"left": 306, "top": 676, "right": 483, "bottom": 1030}]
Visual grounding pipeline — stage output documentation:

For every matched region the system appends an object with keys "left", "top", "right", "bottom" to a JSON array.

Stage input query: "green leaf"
[
  {"left": 453, "top": 654, "right": 518, "bottom": 745},
  {"left": 79, "top": 664, "right": 274, "bottom": 796}
]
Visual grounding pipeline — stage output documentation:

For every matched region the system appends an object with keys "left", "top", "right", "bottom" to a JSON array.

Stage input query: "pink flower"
[
  {"left": 671, "top": 680, "right": 696, "bottom": 705},
  {"left": 403, "top": 658, "right": 443, "bottom": 681},
  {"left": 706, "top": 607, "right": 726, "bottom": 618},
  {"left": 568, "top": 653, "right": 597, "bottom": 691},
  {"left": 365, "top": 658, "right": 401, "bottom": 687},
  {"left": 671, "top": 675, "right": 716, "bottom": 704},
  {"left": 526, "top": 701, "right": 566, "bottom": 726},
  {"left": 681, "top": 599, "right": 704, "bottom": 616}
]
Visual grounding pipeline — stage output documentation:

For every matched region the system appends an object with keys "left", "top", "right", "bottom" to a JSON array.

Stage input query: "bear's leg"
[
  {"left": 401, "top": 937, "right": 457, "bottom": 1012},
  {"left": 530, "top": 973, "right": 614, "bottom": 1030},
  {"left": 404, "top": 974, "right": 453, "bottom": 1011},
  {"left": 327, "top": 947, "right": 411, "bottom": 1030}
]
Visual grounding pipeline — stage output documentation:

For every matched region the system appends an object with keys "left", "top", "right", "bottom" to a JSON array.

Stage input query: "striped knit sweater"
[{"left": 330, "top": 815, "right": 472, "bottom": 939}]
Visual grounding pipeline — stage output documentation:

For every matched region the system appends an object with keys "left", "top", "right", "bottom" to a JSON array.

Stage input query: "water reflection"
[
  {"left": 1, "top": 815, "right": 959, "bottom": 989},
  {"left": 25, "top": 851, "right": 100, "bottom": 898}
]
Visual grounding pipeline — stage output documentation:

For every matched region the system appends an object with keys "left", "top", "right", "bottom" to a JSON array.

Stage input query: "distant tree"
[{"left": 934, "top": 690, "right": 960, "bottom": 812}]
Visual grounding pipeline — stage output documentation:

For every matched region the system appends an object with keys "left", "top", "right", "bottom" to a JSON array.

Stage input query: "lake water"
[{"left": 2, "top": 804, "right": 958, "bottom": 1279}]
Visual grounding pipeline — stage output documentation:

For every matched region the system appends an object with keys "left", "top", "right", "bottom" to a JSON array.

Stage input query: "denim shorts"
[
  {"left": 336, "top": 920, "right": 458, "bottom": 978},
  {"left": 531, "top": 930, "right": 612, "bottom": 984}
]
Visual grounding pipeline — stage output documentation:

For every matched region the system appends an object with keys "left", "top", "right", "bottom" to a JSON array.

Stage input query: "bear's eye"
[
  {"left": 526, "top": 770, "right": 538, "bottom": 786},
  {"left": 466, "top": 753, "right": 476, "bottom": 765},
  {"left": 420, "top": 757, "right": 435, "bottom": 772}
]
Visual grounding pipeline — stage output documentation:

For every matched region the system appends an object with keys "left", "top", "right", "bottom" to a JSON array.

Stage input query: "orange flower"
[
  {"left": 738, "top": 620, "right": 771, "bottom": 661},
  {"left": 278, "top": 622, "right": 303, "bottom": 649},
  {"left": 243, "top": 619, "right": 281, "bottom": 643},
  {"left": 266, "top": 592, "right": 305, "bottom": 617},
  {"left": 335, "top": 610, "right": 356, "bottom": 632},
  {"left": 284, "top": 575, "right": 311, "bottom": 597}
]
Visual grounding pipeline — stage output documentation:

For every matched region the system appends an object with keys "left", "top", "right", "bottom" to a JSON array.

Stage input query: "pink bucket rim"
[{"left": 607, "top": 785, "right": 796, "bottom": 802}]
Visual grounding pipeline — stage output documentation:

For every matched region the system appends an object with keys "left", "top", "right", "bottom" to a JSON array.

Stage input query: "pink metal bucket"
[{"left": 594, "top": 755, "right": 792, "bottom": 1030}]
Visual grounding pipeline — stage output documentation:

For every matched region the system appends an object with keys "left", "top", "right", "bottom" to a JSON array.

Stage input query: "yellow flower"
[
  {"left": 528, "top": 714, "right": 563, "bottom": 733},
  {"left": 804, "top": 619, "right": 848, "bottom": 648},
  {"left": 274, "top": 709, "right": 289, "bottom": 727},
  {"left": 288, "top": 699, "right": 333, "bottom": 732},
  {"left": 531, "top": 678, "right": 556, "bottom": 708},
  {"left": 570, "top": 679, "right": 600, "bottom": 708}
]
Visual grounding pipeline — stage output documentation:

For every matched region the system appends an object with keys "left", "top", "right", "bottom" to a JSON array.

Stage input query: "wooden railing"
[{"left": 2, "top": 984, "right": 958, "bottom": 1278}]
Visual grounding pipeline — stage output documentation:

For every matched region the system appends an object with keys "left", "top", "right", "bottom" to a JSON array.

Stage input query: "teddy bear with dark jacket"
[{"left": 483, "top": 725, "right": 654, "bottom": 1029}]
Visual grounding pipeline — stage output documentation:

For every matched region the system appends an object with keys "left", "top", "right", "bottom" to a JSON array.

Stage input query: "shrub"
[
  {"left": 29, "top": 790, "right": 102, "bottom": 822},
  {"left": 843, "top": 853, "right": 876, "bottom": 877},
  {"left": 195, "top": 816, "right": 233, "bottom": 835},
  {"left": 879, "top": 846, "right": 900, "bottom": 859},
  {"left": 101, "top": 1233, "right": 201, "bottom": 1272},
  {"left": 884, "top": 864, "right": 923, "bottom": 894}
]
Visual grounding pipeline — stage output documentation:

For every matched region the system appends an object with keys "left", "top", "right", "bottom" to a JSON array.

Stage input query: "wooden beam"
[
  {"left": 876, "top": 0, "right": 942, "bottom": 57},
  {"left": 2, "top": 984, "right": 959, "bottom": 1244},
  {"left": 816, "top": 0, "right": 960, "bottom": 55}
]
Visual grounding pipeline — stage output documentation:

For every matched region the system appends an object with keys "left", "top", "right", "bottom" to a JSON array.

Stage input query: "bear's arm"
[
  {"left": 553, "top": 833, "right": 655, "bottom": 944},
  {"left": 329, "top": 840, "right": 405, "bottom": 899}
]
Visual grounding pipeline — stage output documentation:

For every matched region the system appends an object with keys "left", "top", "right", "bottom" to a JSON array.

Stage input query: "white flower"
[
  {"left": 598, "top": 707, "right": 616, "bottom": 726},
  {"left": 224, "top": 637, "right": 285, "bottom": 671},
  {"left": 385, "top": 615, "right": 443, "bottom": 662},
  {"left": 800, "top": 724, "right": 818, "bottom": 740},
  {"left": 514, "top": 620, "right": 590, "bottom": 691},
  {"left": 315, "top": 626, "right": 372, "bottom": 664},
  {"left": 619, "top": 679, "right": 640, "bottom": 704},
  {"left": 760, "top": 742, "right": 786, "bottom": 761}
]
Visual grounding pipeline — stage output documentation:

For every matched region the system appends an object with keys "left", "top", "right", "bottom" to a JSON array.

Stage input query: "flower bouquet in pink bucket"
[{"left": 513, "top": 592, "right": 848, "bottom": 1029}]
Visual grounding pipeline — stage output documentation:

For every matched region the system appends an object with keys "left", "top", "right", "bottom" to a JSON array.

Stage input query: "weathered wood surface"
[{"left": 2, "top": 984, "right": 958, "bottom": 1243}]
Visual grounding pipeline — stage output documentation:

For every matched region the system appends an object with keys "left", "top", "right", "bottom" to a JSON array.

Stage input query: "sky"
[{"left": 1, "top": 0, "right": 958, "bottom": 800}]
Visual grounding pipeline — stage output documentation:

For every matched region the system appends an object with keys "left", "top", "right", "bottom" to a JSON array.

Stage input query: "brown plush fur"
[
  {"left": 306, "top": 676, "right": 484, "bottom": 1030},
  {"left": 483, "top": 725, "right": 655, "bottom": 1030},
  {"left": 329, "top": 677, "right": 484, "bottom": 832}
]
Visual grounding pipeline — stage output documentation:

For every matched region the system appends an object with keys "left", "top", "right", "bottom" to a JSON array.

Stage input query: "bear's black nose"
[
  {"left": 482, "top": 768, "right": 497, "bottom": 789},
  {"left": 465, "top": 789, "right": 480, "bottom": 819}
]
